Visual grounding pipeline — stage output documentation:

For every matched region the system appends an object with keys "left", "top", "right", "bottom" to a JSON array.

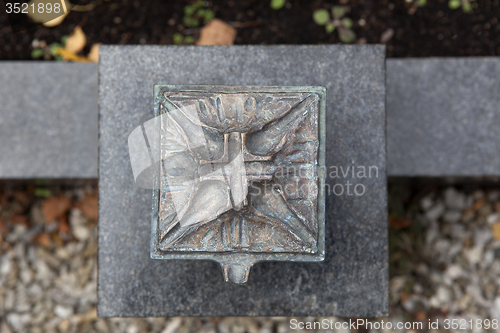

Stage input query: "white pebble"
[{"left": 54, "top": 304, "right": 73, "bottom": 319}]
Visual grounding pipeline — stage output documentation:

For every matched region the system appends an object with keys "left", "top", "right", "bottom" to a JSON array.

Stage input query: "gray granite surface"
[
  {"left": 1, "top": 58, "right": 499, "bottom": 180},
  {"left": 98, "top": 45, "right": 388, "bottom": 317},
  {"left": 0, "top": 62, "right": 98, "bottom": 179},
  {"left": 387, "top": 57, "right": 500, "bottom": 176}
]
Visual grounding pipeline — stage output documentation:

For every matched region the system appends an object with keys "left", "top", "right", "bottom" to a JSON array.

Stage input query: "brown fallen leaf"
[
  {"left": 389, "top": 216, "right": 412, "bottom": 229},
  {"left": 76, "top": 193, "right": 98, "bottom": 221},
  {"left": 87, "top": 43, "right": 100, "bottom": 63},
  {"left": 0, "top": 218, "right": 8, "bottom": 235},
  {"left": 57, "top": 48, "right": 90, "bottom": 62},
  {"left": 26, "top": 0, "right": 71, "bottom": 27},
  {"left": 41, "top": 196, "right": 72, "bottom": 223},
  {"left": 472, "top": 199, "right": 487, "bottom": 211},
  {"left": 10, "top": 215, "right": 28, "bottom": 225},
  {"left": 196, "top": 19, "right": 236, "bottom": 46},
  {"left": 58, "top": 215, "right": 70, "bottom": 234},
  {"left": 65, "top": 26, "right": 86, "bottom": 54},
  {"left": 52, "top": 232, "right": 64, "bottom": 246},
  {"left": 492, "top": 222, "right": 500, "bottom": 240},
  {"left": 495, "top": 201, "right": 500, "bottom": 214},
  {"left": 34, "top": 233, "right": 51, "bottom": 247}
]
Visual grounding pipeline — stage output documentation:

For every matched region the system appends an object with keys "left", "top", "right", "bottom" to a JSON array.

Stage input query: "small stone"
[
  {"left": 490, "top": 297, "right": 500, "bottom": 319},
  {"left": 436, "top": 286, "right": 452, "bottom": 304},
  {"left": 474, "top": 227, "right": 492, "bottom": 248},
  {"left": 390, "top": 276, "right": 406, "bottom": 301},
  {"left": 58, "top": 319, "right": 71, "bottom": 332},
  {"left": 443, "top": 210, "right": 462, "bottom": 223},
  {"left": 73, "top": 224, "right": 90, "bottom": 241},
  {"left": 54, "top": 304, "right": 74, "bottom": 318},
  {"left": 445, "top": 264, "right": 464, "bottom": 280},
  {"left": 444, "top": 188, "right": 466, "bottom": 210},
  {"left": 494, "top": 247, "right": 500, "bottom": 259},
  {"left": 6, "top": 313, "right": 31, "bottom": 331},
  {"left": 420, "top": 195, "right": 433, "bottom": 210},
  {"left": 487, "top": 213, "right": 500, "bottom": 225},
  {"left": 464, "top": 246, "right": 482, "bottom": 265},
  {"left": 426, "top": 203, "right": 445, "bottom": 221}
]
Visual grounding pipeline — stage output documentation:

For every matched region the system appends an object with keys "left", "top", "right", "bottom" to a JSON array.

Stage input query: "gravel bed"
[{"left": 1, "top": 182, "right": 500, "bottom": 332}]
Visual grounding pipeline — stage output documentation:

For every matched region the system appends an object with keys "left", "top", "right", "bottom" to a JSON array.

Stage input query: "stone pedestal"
[{"left": 98, "top": 45, "right": 388, "bottom": 317}]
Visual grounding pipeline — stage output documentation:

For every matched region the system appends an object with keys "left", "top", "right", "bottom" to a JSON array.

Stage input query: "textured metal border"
[{"left": 150, "top": 85, "right": 326, "bottom": 266}]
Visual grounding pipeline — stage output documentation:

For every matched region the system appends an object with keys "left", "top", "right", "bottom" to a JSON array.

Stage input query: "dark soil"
[{"left": 0, "top": 0, "right": 499, "bottom": 60}]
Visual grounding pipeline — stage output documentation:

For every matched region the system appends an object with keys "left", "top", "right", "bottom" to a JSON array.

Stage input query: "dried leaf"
[
  {"left": 41, "top": 196, "right": 72, "bottom": 223},
  {"left": 380, "top": 28, "right": 394, "bottom": 43},
  {"left": 34, "top": 233, "right": 51, "bottom": 247},
  {"left": 76, "top": 193, "right": 98, "bottom": 221},
  {"left": 492, "top": 222, "right": 500, "bottom": 240},
  {"left": 10, "top": 215, "right": 28, "bottom": 225},
  {"left": 65, "top": 26, "right": 86, "bottom": 53},
  {"left": 58, "top": 215, "right": 70, "bottom": 233},
  {"left": 389, "top": 216, "right": 412, "bottom": 229},
  {"left": 196, "top": 19, "right": 236, "bottom": 46},
  {"left": 472, "top": 199, "right": 487, "bottom": 211},
  {"left": 26, "top": 0, "right": 70, "bottom": 27},
  {"left": 43, "top": 12, "right": 69, "bottom": 27},
  {"left": 57, "top": 48, "right": 90, "bottom": 62},
  {"left": 87, "top": 43, "right": 100, "bottom": 62}
]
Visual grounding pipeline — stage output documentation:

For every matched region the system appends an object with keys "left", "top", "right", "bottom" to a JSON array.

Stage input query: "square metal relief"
[{"left": 151, "top": 85, "right": 326, "bottom": 284}]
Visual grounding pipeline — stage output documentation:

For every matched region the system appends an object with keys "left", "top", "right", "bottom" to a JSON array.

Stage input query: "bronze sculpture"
[{"left": 151, "top": 85, "right": 326, "bottom": 284}]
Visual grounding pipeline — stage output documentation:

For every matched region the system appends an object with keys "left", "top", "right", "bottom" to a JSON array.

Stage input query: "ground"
[
  {"left": 2, "top": 181, "right": 500, "bottom": 332},
  {"left": 0, "top": 0, "right": 499, "bottom": 60}
]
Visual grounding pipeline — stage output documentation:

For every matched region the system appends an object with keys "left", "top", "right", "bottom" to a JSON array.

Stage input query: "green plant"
[
  {"left": 313, "top": 6, "right": 356, "bottom": 43},
  {"left": 270, "top": 0, "right": 286, "bottom": 10},
  {"left": 448, "top": 0, "right": 475, "bottom": 12},
  {"left": 172, "top": 33, "right": 195, "bottom": 45},
  {"left": 31, "top": 35, "right": 68, "bottom": 60},
  {"left": 182, "top": 0, "right": 215, "bottom": 28}
]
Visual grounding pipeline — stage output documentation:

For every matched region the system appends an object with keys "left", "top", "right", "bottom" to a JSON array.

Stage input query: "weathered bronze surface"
[{"left": 151, "top": 85, "right": 326, "bottom": 284}]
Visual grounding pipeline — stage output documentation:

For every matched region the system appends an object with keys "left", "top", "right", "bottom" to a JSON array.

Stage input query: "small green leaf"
[
  {"left": 341, "top": 17, "right": 353, "bottom": 29},
  {"left": 332, "top": 6, "right": 346, "bottom": 19},
  {"left": 448, "top": 0, "right": 461, "bottom": 9},
  {"left": 417, "top": 0, "right": 427, "bottom": 6},
  {"left": 462, "top": 2, "right": 472, "bottom": 12},
  {"left": 200, "top": 9, "right": 215, "bottom": 21},
  {"left": 325, "top": 23, "right": 335, "bottom": 33},
  {"left": 31, "top": 48, "right": 44, "bottom": 59},
  {"left": 270, "top": 0, "right": 286, "bottom": 10},
  {"left": 172, "top": 33, "right": 184, "bottom": 45},
  {"left": 313, "top": 9, "right": 330, "bottom": 25},
  {"left": 183, "top": 17, "right": 199, "bottom": 27},
  {"left": 184, "top": 5, "right": 195, "bottom": 16},
  {"left": 49, "top": 43, "right": 61, "bottom": 56},
  {"left": 193, "top": 0, "right": 204, "bottom": 9},
  {"left": 60, "top": 35, "right": 69, "bottom": 45},
  {"left": 338, "top": 28, "right": 356, "bottom": 43},
  {"left": 184, "top": 36, "right": 195, "bottom": 44},
  {"left": 34, "top": 188, "right": 51, "bottom": 197},
  {"left": 54, "top": 54, "right": 63, "bottom": 61}
]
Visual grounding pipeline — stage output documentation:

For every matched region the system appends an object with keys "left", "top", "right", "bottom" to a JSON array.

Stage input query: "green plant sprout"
[
  {"left": 172, "top": 33, "right": 195, "bottom": 45},
  {"left": 313, "top": 6, "right": 356, "bottom": 43},
  {"left": 448, "top": 0, "right": 476, "bottom": 12},
  {"left": 182, "top": 0, "right": 215, "bottom": 28},
  {"left": 270, "top": 0, "right": 286, "bottom": 10},
  {"left": 31, "top": 35, "right": 68, "bottom": 60}
]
